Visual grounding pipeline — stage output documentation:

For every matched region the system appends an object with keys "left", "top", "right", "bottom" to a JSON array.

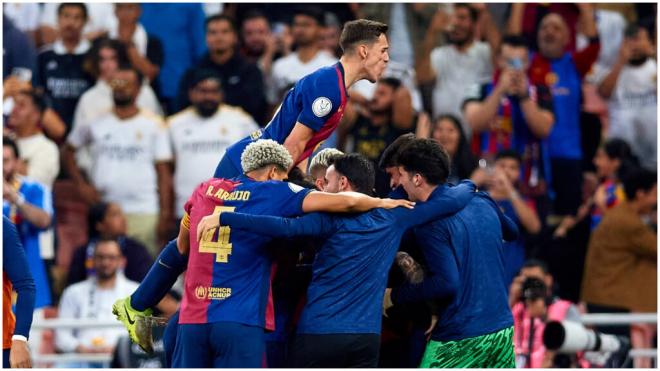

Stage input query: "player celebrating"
[
  {"left": 215, "top": 18, "right": 390, "bottom": 177},
  {"left": 113, "top": 18, "right": 391, "bottom": 358},
  {"left": 115, "top": 140, "right": 411, "bottom": 366},
  {"left": 196, "top": 153, "right": 509, "bottom": 367}
]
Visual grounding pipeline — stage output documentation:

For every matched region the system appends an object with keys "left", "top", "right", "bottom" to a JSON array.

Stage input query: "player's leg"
[
  {"left": 346, "top": 333, "right": 381, "bottom": 367},
  {"left": 210, "top": 322, "right": 265, "bottom": 368},
  {"left": 290, "top": 334, "right": 350, "bottom": 367},
  {"left": 162, "top": 311, "right": 180, "bottom": 367},
  {"left": 113, "top": 239, "right": 186, "bottom": 351},
  {"left": 171, "top": 323, "right": 213, "bottom": 368}
]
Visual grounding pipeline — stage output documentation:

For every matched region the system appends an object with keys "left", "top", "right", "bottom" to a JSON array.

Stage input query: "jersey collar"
[{"left": 336, "top": 62, "right": 350, "bottom": 98}]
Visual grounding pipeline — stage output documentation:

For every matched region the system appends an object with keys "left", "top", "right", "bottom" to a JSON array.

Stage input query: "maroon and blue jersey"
[
  {"left": 179, "top": 175, "right": 311, "bottom": 327},
  {"left": 528, "top": 38, "right": 599, "bottom": 160},
  {"left": 217, "top": 62, "right": 348, "bottom": 176}
]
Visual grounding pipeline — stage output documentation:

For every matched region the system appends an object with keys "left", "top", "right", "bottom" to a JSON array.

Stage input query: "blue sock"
[{"left": 131, "top": 239, "right": 187, "bottom": 311}]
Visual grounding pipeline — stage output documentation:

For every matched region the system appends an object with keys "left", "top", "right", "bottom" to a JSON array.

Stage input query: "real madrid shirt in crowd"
[
  {"left": 606, "top": 58, "right": 657, "bottom": 170},
  {"left": 36, "top": 38, "right": 94, "bottom": 130},
  {"left": 268, "top": 50, "right": 337, "bottom": 104},
  {"left": 67, "top": 109, "right": 173, "bottom": 214},
  {"left": 55, "top": 273, "right": 139, "bottom": 353},
  {"left": 608, "top": 59, "right": 657, "bottom": 110},
  {"left": 71, "top": 80, "right": 164, "bottom": 176},
  {"left": 168, "top": 104, "right": 259, "bottom": 218}
]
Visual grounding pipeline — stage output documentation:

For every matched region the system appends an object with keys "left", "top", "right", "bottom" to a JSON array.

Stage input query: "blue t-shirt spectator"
[{"left": 140, "top": 3, "right": 207, "bottom": 110}]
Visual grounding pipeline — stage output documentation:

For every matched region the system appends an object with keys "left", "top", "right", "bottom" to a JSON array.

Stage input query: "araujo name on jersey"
[{"left": 204, "top": 185, "right": 251, "bottom": 202}]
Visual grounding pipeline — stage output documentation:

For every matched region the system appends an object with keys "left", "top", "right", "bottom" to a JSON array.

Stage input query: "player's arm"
[
  {"left": 195, "top": 212, "right": 334, "bottom": 243},
  {"left": 301, "top": 191, "right": 415, "bottom": 213},
  {"left": 216, "top": 212, "right": 334, "bottom": 240},
  {"left": 283, "top": 122, "right": 315, "bottom": 168},
  {"left": 177, "top": 213, "right": 192, "bottom": 255},
  {"left": 396, "top": 180, "right": 476, "bottom": 229},
  {"left": 478, "top": 192, "right": 519, "bottom": 242},
  {"left": 388, "top": 228, "right": 460, "bottom": 307},
  {"left": 3, "top": 218, "right": 35, "bottom": 368}
]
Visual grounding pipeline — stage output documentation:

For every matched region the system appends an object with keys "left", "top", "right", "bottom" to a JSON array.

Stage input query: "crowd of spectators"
[{"left": 2, "top": 2, "right": 657, "bottom": 368}]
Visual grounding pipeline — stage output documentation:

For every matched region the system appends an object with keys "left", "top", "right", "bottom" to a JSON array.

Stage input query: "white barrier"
[
  {"left": 29, "top": 313, "right": 658, "bottom": 365},
  {"left": 579, "top": 313, "right": 657, "bottom": 325},
  {"left": 33, "top": 353, "right": 113, "bottom": 363},
  {"left": 30, "top": 318, "right": 123, "bottom": 330}
]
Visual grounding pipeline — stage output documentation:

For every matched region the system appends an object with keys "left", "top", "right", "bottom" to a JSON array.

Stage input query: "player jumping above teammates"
[
  {"left": 215, "top": 18, "right": 389, "bottom": 177},
  {"left": 114, "top": 140, "right": 412, "bottom": 367},
  {"left": 196, "top": 151, "right": 508, "bottom": 367},
  {"left": 113, "top": 18, "right": 391, "bottom": 359}
]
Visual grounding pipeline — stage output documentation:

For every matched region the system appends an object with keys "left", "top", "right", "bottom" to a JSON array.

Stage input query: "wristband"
[{"left": 12, "top": 335, "right": 28, "bottom": 342}]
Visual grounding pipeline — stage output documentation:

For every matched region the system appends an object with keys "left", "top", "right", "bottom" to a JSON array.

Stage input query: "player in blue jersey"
[
  {"left": 113, "top": 18, "right": 392, "bottom": 358},
  {"left": 383, "top": 139, "right": 518, "bottom": 367},
  {"left": 114, "top": 140, "right": 412, "bottom": 366},
  {"left": 215, "top": 18, "right": 390, "bottom": 177},
  {"left": 198, "top": 152, "right": 509, "bottom": 367}
]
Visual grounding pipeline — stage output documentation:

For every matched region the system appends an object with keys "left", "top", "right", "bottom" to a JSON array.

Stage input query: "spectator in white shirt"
[
  {"left": 6, "top": 89, "right": 59, "bottom": 189},
  {"left": 598, "top": 24, "right": 657, "bottom": 170},
  {"left": 55, "top": 238, "right": 139, "bottom": 367},
  {"left": 63, "top": 66, "right": 174, "bottom": 257},
  {"left": 168, "top": 69, "right": 258, "bottom": 221},
  {"left": 418, "top": 4, "right": 498, "bottom": 137},
  {"left": 71, "top": 38, "right": 163, "bottom": 177},
  {"left": 268, "top": 6, "right": 337, "bottom": 105}
]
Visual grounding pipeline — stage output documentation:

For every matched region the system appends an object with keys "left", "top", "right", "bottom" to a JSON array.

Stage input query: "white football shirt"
[
  {"left": 68, "top": 110, "right": 172, "bottom": 214},
  {"left": 168, "top": 105, "right": 259, "bottom": 218}
]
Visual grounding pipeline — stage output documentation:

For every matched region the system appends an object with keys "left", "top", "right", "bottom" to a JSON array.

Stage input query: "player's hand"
[
  {"left": 10, "top": 339, "right": 32, "bottom": 368},
  {"left": 196, "top": 213, "right": 221, "bottom": 243},
  {"left": 379, "top": 198, "right": 415, "bottom": 210},
  {"left": 382, "top": 288, "right": 394, "bottom": 317},
  {"left": 425, "top": 315, "right": 439, "bottom": 341}
]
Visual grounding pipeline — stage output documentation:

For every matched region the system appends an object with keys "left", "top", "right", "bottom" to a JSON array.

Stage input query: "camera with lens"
[{"left": 521, "top": 277, "right": 547, "bottom": 301}]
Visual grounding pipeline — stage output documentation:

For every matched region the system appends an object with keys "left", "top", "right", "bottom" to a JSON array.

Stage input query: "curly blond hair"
[{"left": 240, "top": 139, "right": 293, "bottom": 173}]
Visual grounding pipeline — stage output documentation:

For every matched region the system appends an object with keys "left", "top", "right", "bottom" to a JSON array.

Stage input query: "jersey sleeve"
[
  {"left": 220, "top": 212, "right": 336, "bottom": 239},
  {"left": 296, "top": 72, "right": 342, "bottom": 132},
  {"left": 3, "top": 217, "right": 36, "bottom": 339},
  {"left": 265, "top": 181, "right": 313, "bottom": 217},
  {"left": 66, "top": 116, "right": 92, "bottom": 149},
  {"left": 153, "top": 121, "right": 173, "bottom": 162},
  {"left": 395, "top": 180, "right": 476, "bottom": 229},
  {"left": 183, "top": 181, "right": 207, "bottom": 222}
]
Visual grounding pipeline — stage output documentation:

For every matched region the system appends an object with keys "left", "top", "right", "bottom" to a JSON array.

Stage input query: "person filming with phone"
[{"left": 462, "top": 34, "right": 555, "bottom": 204}]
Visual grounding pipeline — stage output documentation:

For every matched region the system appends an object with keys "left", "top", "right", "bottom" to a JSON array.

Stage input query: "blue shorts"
[
  {"left": 171, "top": 321, "right": 265, "bottom": 368},
  {"left": 214, "top": 154, "right": 242, "bottom": 179}
]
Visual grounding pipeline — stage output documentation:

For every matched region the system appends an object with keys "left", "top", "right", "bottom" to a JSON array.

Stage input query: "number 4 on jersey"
[{"left": 199, "top": 206, "right": 236, "bottom": 263}]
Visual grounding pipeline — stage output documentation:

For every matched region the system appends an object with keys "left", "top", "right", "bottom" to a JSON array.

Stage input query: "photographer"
[{"left": 509, "top": 259, "right": 583, "bottom": 368}]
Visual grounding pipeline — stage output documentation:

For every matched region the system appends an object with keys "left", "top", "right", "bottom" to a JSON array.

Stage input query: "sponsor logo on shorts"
[{"left": 194, "top": 285, "right": 232, "bottom": 300}]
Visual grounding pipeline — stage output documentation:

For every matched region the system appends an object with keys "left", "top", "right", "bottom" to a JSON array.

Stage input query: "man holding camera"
[{"left": 509, "top": 259, "right": 582, "bottom": 368}]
